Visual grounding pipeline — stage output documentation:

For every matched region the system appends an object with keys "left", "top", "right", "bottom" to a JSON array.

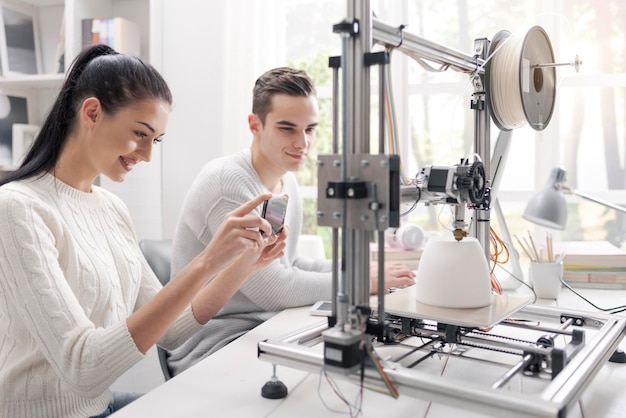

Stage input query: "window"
[{"left": 263, "top": 0, "right": 626, "bottom": 258}]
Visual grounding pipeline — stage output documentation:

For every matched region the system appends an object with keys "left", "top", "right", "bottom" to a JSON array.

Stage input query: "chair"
[{"left": 139, "top": 239, "right": 174, "bottom": 381}]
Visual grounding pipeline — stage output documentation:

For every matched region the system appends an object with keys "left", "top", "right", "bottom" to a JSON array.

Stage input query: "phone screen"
[{"left": 261, "top": 195, "right": 288, "bottom": 235}]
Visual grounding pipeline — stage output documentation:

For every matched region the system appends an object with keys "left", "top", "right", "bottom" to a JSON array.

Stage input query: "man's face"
[{"left": 252, "top": 93, "right": 319, "bottom": 175}]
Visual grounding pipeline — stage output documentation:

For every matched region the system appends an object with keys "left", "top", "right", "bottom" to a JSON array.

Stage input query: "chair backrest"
[
  {"left": 139, "top": 239, "right": 173, "bottom": 286},
  {"left": 138, "top": 239, "right": 174, "bottom": 381}
]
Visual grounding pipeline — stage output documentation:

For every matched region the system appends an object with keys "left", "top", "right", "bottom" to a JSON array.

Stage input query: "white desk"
[{"left": 112, "top": 287, "right": 626, "bottom": 418}]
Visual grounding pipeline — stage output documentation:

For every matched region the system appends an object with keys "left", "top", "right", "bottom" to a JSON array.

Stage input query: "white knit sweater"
[
  {"left": 0, "top": 173, "right": 201, "bottom": 418},
  {"left": 168, "top": 149, "right": 332, "bottom": 376}
]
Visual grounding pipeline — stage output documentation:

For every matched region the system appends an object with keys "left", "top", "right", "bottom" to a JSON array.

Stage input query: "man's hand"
[{"left": 369, "top": 261, "right": 416, "bottom": 295}]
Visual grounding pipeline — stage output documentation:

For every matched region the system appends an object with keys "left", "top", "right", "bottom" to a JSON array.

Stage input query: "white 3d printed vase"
[{"left": 415, "top": 236, "right": 493, "bottom": 308}]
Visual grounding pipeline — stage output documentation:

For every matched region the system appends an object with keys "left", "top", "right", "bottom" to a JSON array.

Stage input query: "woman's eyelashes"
[{"left": 134, "top": 130, "right": 163, "bottom": 144}]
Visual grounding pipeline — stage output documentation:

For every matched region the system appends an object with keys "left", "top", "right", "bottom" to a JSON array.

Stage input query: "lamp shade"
[
  {"left": 523, "top": 167, "right": 568, "bottom": 229},
  {"left": 415, "top": 236, "right": 493, "bottom": 308}
]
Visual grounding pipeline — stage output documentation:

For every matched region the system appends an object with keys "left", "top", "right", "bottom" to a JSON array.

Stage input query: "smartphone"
[
  {"left": 261, "top": 195, "right": 288, "bottom": 235},
  {"left": 309, "top": 300, "right": 333, "bottom": 316}
]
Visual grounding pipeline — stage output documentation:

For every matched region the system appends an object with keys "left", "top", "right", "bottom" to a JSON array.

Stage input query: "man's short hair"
[{"left": 252, "top": 67, "right": 316, "bottom": 124}]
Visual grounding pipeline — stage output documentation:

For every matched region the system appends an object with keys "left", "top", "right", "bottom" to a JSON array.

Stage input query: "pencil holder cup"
[{"left": 529, "top": 261, "right": 563, "bottom": 299}]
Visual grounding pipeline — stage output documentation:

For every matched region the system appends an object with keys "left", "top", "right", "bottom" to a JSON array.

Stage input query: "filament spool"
[{"left": 485, "top": 26, "right": 556, "bottom": 131}]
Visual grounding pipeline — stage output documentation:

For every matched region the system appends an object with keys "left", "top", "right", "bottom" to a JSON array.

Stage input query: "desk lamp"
[
  {"left": 523, "top": 167, "right": 626, "bottom": 228},
  {"left": 522, "top": 166, "right": 626, "bottom": 363}
]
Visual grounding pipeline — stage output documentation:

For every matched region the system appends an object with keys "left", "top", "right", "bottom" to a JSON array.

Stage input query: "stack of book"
[
  {"left": 370, "top": 243, "right": 423, "bottom": 270},
  {"left": 81, "top": 17, "right": 140, "bottom": 56},
  {"left": 552, "top": 241, "right": 626, "bottom": 289}
]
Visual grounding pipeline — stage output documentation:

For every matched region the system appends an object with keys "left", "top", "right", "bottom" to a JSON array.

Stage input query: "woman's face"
[{"left": 91, "top": 98, "right": 170, "bottom": 183}]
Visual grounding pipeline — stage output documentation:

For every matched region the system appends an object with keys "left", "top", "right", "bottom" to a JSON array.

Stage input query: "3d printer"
[{"left": 258, "top": 1, "right": 626, "bottom": 417}]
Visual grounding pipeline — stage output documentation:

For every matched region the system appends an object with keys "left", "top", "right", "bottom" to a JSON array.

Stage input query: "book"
[
  {"left": 552, "top": 241, "right": 626, "bottom": 269},
  {"left": 552, "top": 241, "right": 626, "bottom": 289},
  {"left": 112, "top": 18, "right": 141, "bottom": 56},
  {"left": 53, "top": 14, "right": 65, "bottom": 73},
  {"left": 563, "top": 270, "right": 626, "bottom": 283},
  {"left": 81, "top": 17, "right": 140, "bottom": 56},
  {"left": 370, "top": 243, "right": 423, "bottom": 270}
]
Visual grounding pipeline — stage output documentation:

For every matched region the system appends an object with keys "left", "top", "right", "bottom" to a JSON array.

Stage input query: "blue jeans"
[{"left": 90, "top": 392, "right": 143, "bottom": 418}]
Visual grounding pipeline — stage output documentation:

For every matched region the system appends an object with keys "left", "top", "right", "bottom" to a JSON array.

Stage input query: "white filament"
[{"left": 490, "top": 34, "right": 528, "bottom": 129}]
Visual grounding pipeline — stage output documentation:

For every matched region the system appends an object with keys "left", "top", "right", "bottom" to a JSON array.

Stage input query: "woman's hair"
[
  {"left": 0, "top": 44, "right": 173, "bottom": 186},
  {"left": 252, "top": 67, "right": 316, "bottom": 125}
]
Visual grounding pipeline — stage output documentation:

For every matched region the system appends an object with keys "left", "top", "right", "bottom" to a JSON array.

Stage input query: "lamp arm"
[{"left": 561, "top": 186, "right": 626, "bottom": 214}]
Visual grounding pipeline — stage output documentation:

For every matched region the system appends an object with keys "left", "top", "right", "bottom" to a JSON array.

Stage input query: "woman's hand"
[
  {"left": 200, "top": 193, "right": 274, "bottom": 272},
  {"left": 188, "top": 220, "right": 289, "bottom": 325},
  {"left": 234, "top": 225, "right": 289, "bottom": 275},
  {"left": 369, "top": 261, "right": 416, "bottom": 295}
]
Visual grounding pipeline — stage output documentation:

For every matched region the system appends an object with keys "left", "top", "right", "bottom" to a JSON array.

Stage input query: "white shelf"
[
  {"left": 22, "top": 0, "right": 63, "bottom": 6},
  {"left": 0, "top": 73, "right": 64, "bottom": 90}
]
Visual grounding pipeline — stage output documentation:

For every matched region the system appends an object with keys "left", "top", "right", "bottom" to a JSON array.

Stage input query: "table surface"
[{"left": 112, "top": 285, "right": 626, "bottom": 418}]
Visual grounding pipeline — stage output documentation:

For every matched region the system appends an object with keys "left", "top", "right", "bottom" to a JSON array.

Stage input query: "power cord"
[{"left": 559, "top": 279, "right": 626, "bottom": 314}]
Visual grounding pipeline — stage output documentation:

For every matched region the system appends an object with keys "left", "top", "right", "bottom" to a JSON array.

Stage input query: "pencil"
[
  {"left": 514, "top": 234, "right": 535, "bottom": 262},
  {"left": 527, "top": 230, "right": 541, "bottom": 262},
  {"left": 546, "top": 233, "right": 553, "bottom": 263}
]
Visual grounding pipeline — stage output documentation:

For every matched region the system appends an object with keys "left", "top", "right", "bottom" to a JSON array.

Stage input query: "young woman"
[{"left": 0, "top": 44, "right": 286, "bottom": 418}]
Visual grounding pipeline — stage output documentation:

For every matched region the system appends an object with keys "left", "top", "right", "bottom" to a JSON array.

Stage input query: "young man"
[{"left": 167, "top": 67, "right": 415, "bottom": 376}]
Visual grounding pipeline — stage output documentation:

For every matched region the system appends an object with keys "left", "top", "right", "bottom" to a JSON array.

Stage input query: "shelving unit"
[{"left": 0, "top": 0, "right": 158, "bottom": 120}]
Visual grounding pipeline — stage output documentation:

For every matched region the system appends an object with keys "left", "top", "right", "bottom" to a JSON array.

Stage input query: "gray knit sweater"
[{"left": 168, "top": 149, "right": 332, "bottom": 376}]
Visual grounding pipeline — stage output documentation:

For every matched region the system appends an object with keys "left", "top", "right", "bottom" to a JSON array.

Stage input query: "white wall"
[
  {"left": 160, "top": 0, "right": 286, "bottom": 238},
  {"left": 160, "top": 0, "right": 228, "bottom": 237}
]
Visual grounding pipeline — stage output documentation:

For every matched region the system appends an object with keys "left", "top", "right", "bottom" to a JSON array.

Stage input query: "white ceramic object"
[
  {"left": 415, "top": 236, "right": 493, "bottom": 308},
  {"left": 529, "top": 261, "right": 563, "bottom": 299},
  {"left": 296, "top": 234, "right": 326, "bottom": 260},
  {"left": 385, "top": 224, "right": 425, "bottom": 250}
]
